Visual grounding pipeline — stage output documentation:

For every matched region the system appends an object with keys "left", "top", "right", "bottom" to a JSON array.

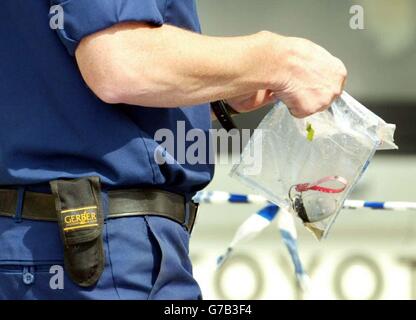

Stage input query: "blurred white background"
[
  {"left": 191, "top": 157, "right": 416, "bottom": 300},
  {"left": 190, "top": 0, "right": 416, "bottom": 300}
]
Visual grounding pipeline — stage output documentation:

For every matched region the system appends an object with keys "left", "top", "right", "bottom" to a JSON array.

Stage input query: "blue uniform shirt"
[{"left": 0, "top": 0, "right": 214, "bottom": 197}]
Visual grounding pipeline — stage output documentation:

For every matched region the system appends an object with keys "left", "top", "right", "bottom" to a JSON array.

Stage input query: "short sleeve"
[{"left": 50, "top": 0, "right": 165, "bottom": 56}]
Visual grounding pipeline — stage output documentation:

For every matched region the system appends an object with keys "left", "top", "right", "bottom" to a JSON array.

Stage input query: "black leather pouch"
[{"left": 49, "top": 177, "right": 105, "bottom": 287}]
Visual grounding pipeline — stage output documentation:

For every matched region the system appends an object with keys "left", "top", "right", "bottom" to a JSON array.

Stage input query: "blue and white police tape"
[
  {"left": 194, "top": 191, "right": 416, "bottom": 211},
  {"left": 343, "top": 200, "right": 416, "bottom": 210},
  {"left": 214, "top": 202, "right": 310, "bottom": 291},
  {"left": 193, "top": 191, "right": 269, "bottom": 206},
  {"left": 194, "top": 191, "right": 416, "bottom": 292},
  {"left": 216, "top": 204, "right": 279, "bottom": 268},
  {"left": 277, "top": 209, "right": 310, "bottom": 291}
]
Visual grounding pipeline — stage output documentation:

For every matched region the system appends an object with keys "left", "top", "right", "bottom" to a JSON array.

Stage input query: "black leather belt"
[{"left": 0, "top": 188, "right": 198, "bottom": 233}]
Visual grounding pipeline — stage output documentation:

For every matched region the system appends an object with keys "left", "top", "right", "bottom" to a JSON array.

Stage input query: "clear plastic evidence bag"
[{"left": 231, "top": 92, "right": 397, "bottom": 239}]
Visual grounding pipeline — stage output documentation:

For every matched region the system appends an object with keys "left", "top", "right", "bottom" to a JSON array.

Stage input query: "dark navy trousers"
[{"left": 0, "top": 215, "right": 202, "bottom": 300}]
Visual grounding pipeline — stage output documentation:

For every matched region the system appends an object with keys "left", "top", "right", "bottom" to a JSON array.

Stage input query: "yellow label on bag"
[{"left": 61, "top": 206, "right": 98, "bottom": 232}]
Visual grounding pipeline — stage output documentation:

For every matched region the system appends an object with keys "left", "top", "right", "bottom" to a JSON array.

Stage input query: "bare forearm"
[
  {"left": 76, "top": 22, "right": 347, "bottom": 117},
  {"left": 76, "top": 23, "right": 272, "bottom": 107}
]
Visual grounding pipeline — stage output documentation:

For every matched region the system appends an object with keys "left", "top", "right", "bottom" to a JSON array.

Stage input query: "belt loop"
[
  {"left": 189, "top": 201, "right": 198, "bottom": 234},
  {"left": 101, "top": 190, "right": 109, "bottom": 221},
  {"left": 14, "top": 187, "right": 25, "bottom": 223},
  {"left": 183, "top": 201, "right": 191, "bottom": 231}
]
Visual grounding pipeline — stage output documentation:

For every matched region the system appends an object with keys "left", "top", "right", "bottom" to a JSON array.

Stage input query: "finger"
[
  {"left": 225, "top": 92, "right": 256, "bottom": 108},
  {"left": 317, "top": 94, "right": 337, "bottom": 112},
  {"left": 242, "top": 90, "right": 276, "bottom": 110},
  {"left": 256, "top": 90, "right": 278, "bottom": 107},
  {"left": 288, "top": 107, "right": 311, "bottom": 119},
  {"left": 340, "top": 75, "right": 347, "bottom": 93}
]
